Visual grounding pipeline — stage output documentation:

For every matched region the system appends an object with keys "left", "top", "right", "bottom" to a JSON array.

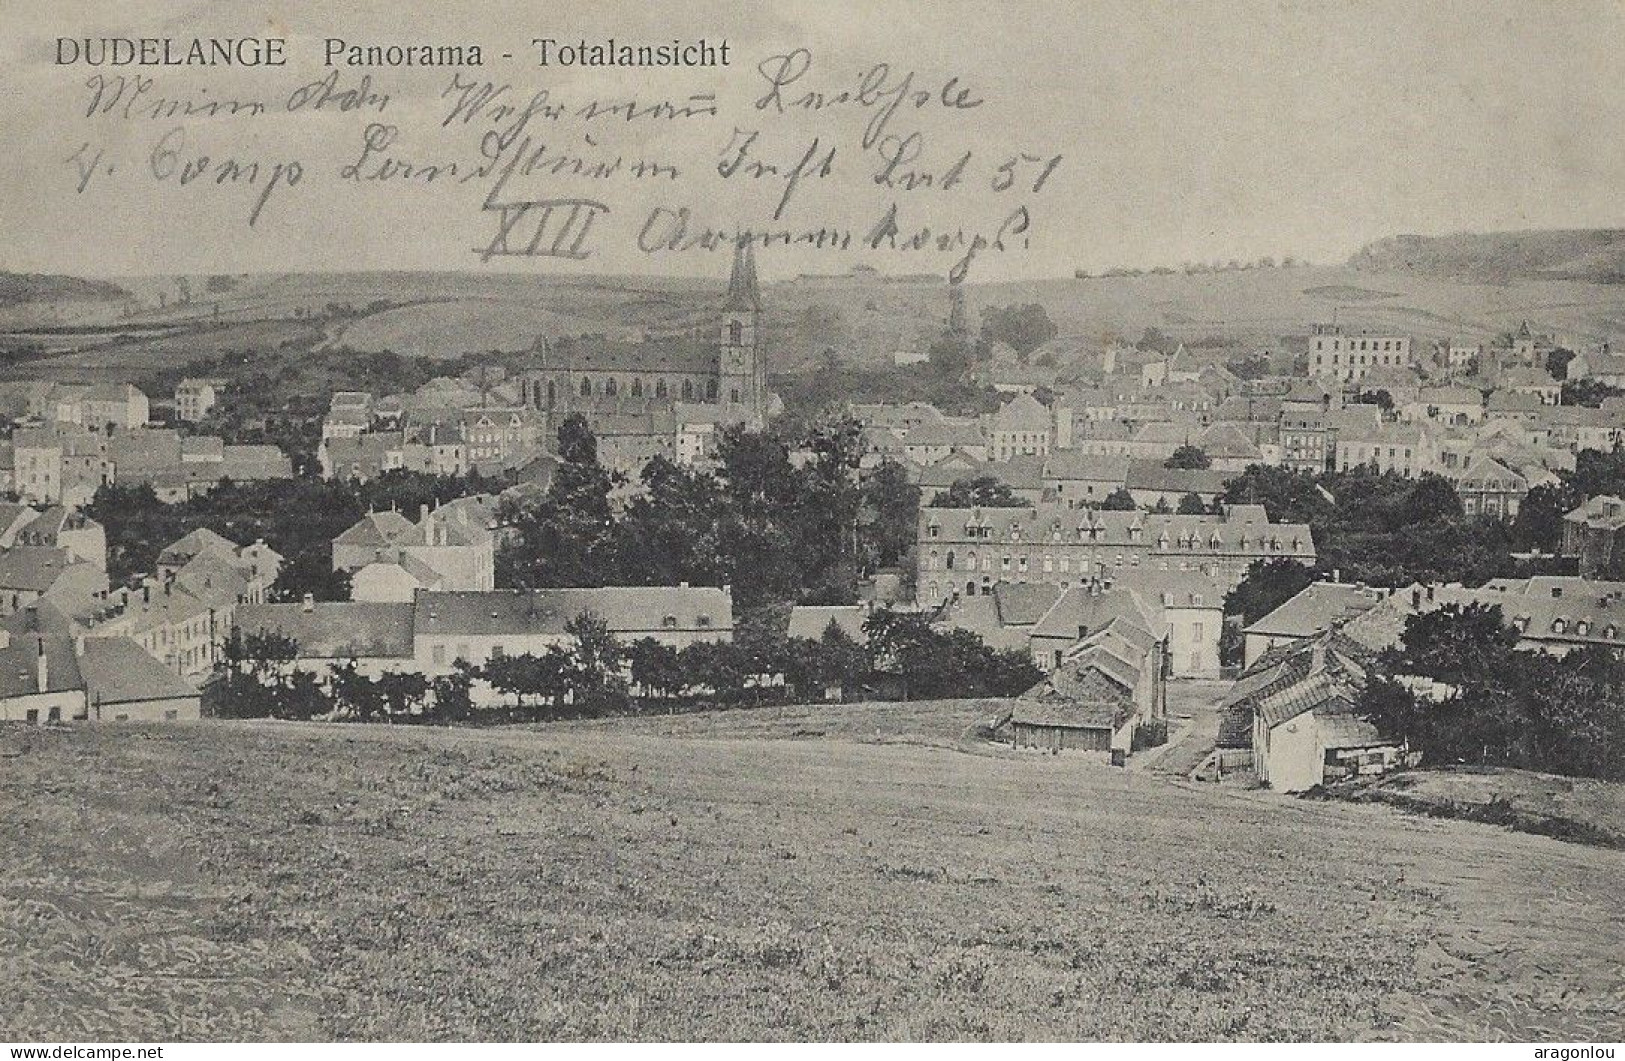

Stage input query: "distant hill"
[
  {"left": 1349, "top": 230, "right": 1625, "bottom": 284},
  {"left": 0, "top": 272, "right": 130, "bottom": 307}
]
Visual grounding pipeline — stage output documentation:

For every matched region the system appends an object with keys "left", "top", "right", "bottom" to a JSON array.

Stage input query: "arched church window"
[
  {"left": 605, "top": 378, "right": 618, "bottom": 396},
  {"left": 631, "top": 378, "right": 643, "bottom": 397},
  {"left": 656, "top": 379, "right": 668, "bottom": 399},
  {"left": 682, "top": 379, "right": 694, "bottom": 400},
  {"left": 580, "top": 377, "right": 592, "bottom": 397},
  {"left": 707, "top": 379, "right": 718, "bottom": 400},
  {"left": 729, "top": 320, "right": 743, "bottom": 344}
]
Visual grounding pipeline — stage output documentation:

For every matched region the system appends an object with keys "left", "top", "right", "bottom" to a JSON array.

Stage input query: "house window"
[
  {"left": 662, "top": 615, "right": 678, "bottom": 629},
  {"left": 697, "top": 615, "right": 713, "bottom": 628}
]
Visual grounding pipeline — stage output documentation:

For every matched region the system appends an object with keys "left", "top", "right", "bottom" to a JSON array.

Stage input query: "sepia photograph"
[{"left": 0, "top": 0, "right": 1622, "bottom": 1047}]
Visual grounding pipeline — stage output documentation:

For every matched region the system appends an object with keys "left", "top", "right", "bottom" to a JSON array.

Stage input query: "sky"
[{"left": 2, "top": 0, "right": 1623, "bottom": 282}]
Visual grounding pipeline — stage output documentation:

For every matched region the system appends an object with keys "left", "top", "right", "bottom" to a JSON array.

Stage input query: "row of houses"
[
  {"left": 235, "top": 584, "right": 734, "bottom": 697},
  {"left": 2, "top": 423, "right": 291, "bottom": 506}
]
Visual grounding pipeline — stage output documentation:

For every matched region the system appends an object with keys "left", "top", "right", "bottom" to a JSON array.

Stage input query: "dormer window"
[
  {"left": 1606, "top": 625, "right": 1618, "bottom": 640},
  {"left": 1552, "top": 618, "right": 1567, "bottom": 635},
  {"left": 928, "top": 522, "right": 940, "bottom": 539},
  {"left": 1577, "top": 620, "right": 1591, "bottom": 637}
]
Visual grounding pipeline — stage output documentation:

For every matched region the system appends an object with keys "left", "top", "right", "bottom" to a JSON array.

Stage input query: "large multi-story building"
[
  {"left": 916, "top": 503, "right": 1315, "bottom": 606},
  {"left": 1308, "top": 324, "right": 1413, "bottom": 383}
]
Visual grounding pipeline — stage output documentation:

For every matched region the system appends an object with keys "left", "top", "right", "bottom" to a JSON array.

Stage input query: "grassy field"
[
  {"left": 1, "top": 704, "right": 1622, "bottom": 1041},
  {"left": 1325, "top": 765, "right": 1625, "bottom": 849}
]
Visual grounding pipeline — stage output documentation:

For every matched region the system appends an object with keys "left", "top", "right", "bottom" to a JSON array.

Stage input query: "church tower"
[{"left": 718, "top": 238, "right": 765, "bottom": 422}]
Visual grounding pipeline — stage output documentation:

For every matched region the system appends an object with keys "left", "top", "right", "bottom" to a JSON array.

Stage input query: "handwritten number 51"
[{"left": 993, "top": 153, "right": 1062, "bottom": 194}]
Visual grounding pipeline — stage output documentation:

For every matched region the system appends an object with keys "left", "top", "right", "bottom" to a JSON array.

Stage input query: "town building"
[
  {"left": 1307, "top": 324, "right": 1413, "bottom": 383},
  {"left": 236, "top": 585, "right": 735, "bottom": 697},
  {"left": 1010, "top": 610, "right": 1166, "bottom": 755},
  {"left": 916, "top": 503, "right": 1315, "bottom": 605},
  {"left": 175, "top": 378, "right": 224, "bottom": 423},
  {"left": 1562, "top": 496, "right": 1625, "bottom": 577},
  {"left": 333, "top": 501, "right": 497, "bottom": 600},
  {"left": 0, "top": 627, "right": 200, "bottom": 724}
]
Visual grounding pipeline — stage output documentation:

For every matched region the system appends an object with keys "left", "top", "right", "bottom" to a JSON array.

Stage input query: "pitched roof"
[
  {"left": 334, "top": 511, "right": 417, "bottom": 548},
  {"left": 1042, "top": 452, "right": 1130, "bottom": 483},
  {"left": 1123, "top": 460, "right": 1231, "bottom": 496},
  {"left": 236, "top": 601, "right": 416, "bottom": 659},
  {"left": 990, "top": 393, "right": 1051, "bottom": 431},
  {"left": 787, "top": 605, "right": 866, "bottom": 643},
  {"left": 991, "top": 582, "right": 1063, "bottom": 626},
  {"left": 79, "top": 637, "right": 199, "bottom": 705},
  {"left": 158, "top": 528, "right": 240, "bottom": 567},
  {"left": 1244, "top": 582, "right": 1385, "bottom": 639},
  {"left": 0, "top": 634, "right": 83, "bottom": 699},
  {"left": 0, "top": 547, "right": 88, "bottom": 592},
  {"left": 415, "top": 587, "right": 733, "bottom": 638}
]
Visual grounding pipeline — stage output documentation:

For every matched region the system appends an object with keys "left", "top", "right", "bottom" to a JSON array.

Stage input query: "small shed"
[{"left": 1011, "top": 668, "right": 1137, "bottom": 753}]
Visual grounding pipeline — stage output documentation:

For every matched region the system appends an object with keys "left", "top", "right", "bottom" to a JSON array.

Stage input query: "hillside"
[
  {"left": 0, "top": 272, "right": 130, "bottom": 306},
  {"left": 9, "top": 260, "right": 1625, "bottom": 382},
  {"left": 2, "top": 711, "right": 1619, "bottom": 1040},
  {"left": 1350, "top": 230, "right": 1625, "bottom": 285}
]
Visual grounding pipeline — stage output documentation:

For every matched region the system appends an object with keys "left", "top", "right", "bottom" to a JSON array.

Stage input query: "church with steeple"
[{"left": 517, "top": 240, "right": 770, "bottom": 431}]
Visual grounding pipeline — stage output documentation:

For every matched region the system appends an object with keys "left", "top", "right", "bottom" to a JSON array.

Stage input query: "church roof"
[{"left": 722, "top": 239, "right": 761, "bottom": 312}]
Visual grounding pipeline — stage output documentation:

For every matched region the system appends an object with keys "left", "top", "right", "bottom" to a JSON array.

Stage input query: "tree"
[
  {"left": 1562, "top": 377, "right": 1624, "bottom": 408},
  {"left": 565, "top": 611, "right": 628, "bottom": 714},
  {"left": 1176, "top": 492, "right": 1208, "bottom": 515},
  {"left": 1512, "top": 482, "right": 1576, "bottom": 553},
  {"left": 628, "top": 638, "right": 684, "bottom": 700},
  {"left": 1546, "top": 347, "right": 1577, "bottom": 381},
  {"left": 1387, "top": 601, "right": 1517, "bottom": 688},
  {"left": 1165, "top": 445, "right": 1211, "bottom": 470},
  {"left": 1100, "top": 487, "right": 1137, "bottom": 511},
  {"left": 1353, "top": 389, "right": 1395, "bottom": 413},
  {"left": 1225, "top": 558, "right": 1314, "bottom": 626},
  {"left": 858, "top": 459, "right": 921, "bottom": 570},
  {"left": 979, "top": 304, "right": 1057, "bottom": 358},
  {"left": 929, "top": 475, "right": 1022, "bottom": 508}
]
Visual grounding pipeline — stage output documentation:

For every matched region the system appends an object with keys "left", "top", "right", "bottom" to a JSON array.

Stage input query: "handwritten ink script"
[{"left": 60, "top": 47, "right": 1064, "bottom": 279}]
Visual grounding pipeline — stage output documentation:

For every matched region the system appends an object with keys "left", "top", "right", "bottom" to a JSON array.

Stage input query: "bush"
[{"left": 1132, "top": 719, "right": 1169, "bottom": 751}]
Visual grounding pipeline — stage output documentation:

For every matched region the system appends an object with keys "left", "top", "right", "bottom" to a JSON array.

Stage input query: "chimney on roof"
[
  {"left": 721, "top": 583, "right": 731, "bottom": 597},
  {"left": 679, "top": 580, "right": 689, "bottom": 589},
  {"left": 1411, "top": 587, "right": 1422, "bottom": 608},
  {"left": 35, "top": 637, "right": 47, "bottom": 692},
  {"left": 1552, "top": 586, "right": 1563, "bottom": 599},
  {"left": 302, "top": 593, "right": 315, "bottom": 613},
  {"left": 1426, "top": 585, "right": 1435, "bottom": 602}
]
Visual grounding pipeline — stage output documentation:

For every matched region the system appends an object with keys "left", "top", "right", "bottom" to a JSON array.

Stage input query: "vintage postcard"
[{"left": 0, "top": 0, "right": 1622, "bottom": 1047}]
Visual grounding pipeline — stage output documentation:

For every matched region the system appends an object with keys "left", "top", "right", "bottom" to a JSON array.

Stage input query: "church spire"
[{"left": 723, "top": 238, "right": 760, "bottom": 312}]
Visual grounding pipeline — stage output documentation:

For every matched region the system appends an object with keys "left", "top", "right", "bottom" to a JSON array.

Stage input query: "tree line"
[
  {"left": 211, "top": 605, "right": 1043, "bottom": 724},
  {"left": 1359, "top": 603, "right": 1624, "bottom": 781}
]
